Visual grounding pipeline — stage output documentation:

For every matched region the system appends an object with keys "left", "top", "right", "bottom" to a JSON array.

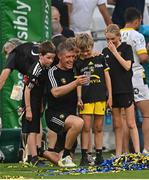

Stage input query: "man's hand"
[{"left": 75, "top": 75, "right": 90, "bottom": 86}]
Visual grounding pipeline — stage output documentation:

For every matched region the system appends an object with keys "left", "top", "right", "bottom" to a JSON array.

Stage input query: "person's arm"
[
  {"left": 98, "top": 3, "right": 112, "bottom": 25},
  {"left": 0, "top": 69, "right": 11, "bottom": 90},
  {"left": 24, "top": 85, "right": 32, "bottom": 121},
  {"left": 24, "top": 62, "right": 42, "bottom": 121},
  {"left": 65, "top": 2, "right": 73, "bottom": 28},
  {"left": 108, "top": 41, "right": 132, "bottom": 71},
  {"left": 104, "top": 70, "right": 112, "bottom": 109},
  {"left": 138, "top": 53, "right": 149, "bottom": 64},
  {"left": 77, "top": 85, "right": 84, "bottom": 110},
  {"left": 135, "top": 33, "right": 149, "bottom": 63},
  {"left": 51, "top": 75, "right": 88, "bottom": 98}
]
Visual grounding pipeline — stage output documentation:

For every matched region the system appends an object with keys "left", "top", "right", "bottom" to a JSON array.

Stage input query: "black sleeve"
[
  {"left": 47, "top": 67, "right": 59, "bottom": 90},
  {"left": 102, "top": 48, "right": 107, "bottom": 57},
  {"left": 26, "top": 62, "right": 42, "bottom": 89},
  {"left": 123, "top": 45, "right": 134, "bottom": 63}
]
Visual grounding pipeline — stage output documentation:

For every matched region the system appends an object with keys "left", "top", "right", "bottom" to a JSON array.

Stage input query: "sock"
[
  {"left": 37, "top": 147, "right": 45, "bottom": 157},
  {"left": 81, "top": 149, "right": 88, "bottom": 158},
  {"left": 96, "top": 149, "right": 102, "bottom": 158},
  {"left": 62, "top": 148, "right": 71, "bottom": 158}
]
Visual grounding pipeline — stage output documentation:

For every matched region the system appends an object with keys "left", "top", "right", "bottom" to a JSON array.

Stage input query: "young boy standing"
[
  {"left": 22, "top": 41, "right": 56, "bottom": 165},
  {"left": 75, "top": 33, "right": 112, "bottom": 166}
]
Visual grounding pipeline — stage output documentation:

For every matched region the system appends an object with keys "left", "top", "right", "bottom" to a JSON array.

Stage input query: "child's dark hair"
[
  {"left": 38, "top": 41, "right": 56, "bottom": 55},
  {"left": 124, "top": 7, "right": 142, "bottom": 23}
]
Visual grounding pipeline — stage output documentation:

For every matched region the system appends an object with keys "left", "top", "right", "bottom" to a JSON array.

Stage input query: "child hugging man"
[{"left": 75, "top": 33, "right": 112, "bottom": 166}]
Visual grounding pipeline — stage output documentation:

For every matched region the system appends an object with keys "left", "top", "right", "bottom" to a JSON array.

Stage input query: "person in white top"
[
  {"left": 63, "top": 0, "right": 112, "bottom": 35},
  {"left": 121, "top": 7, "right": 149, "bottom": 153}
]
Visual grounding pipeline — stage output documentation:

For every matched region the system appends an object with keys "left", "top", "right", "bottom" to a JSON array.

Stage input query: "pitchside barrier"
[{"left": 0, "top": 128, "right": 21, "bottom": 162}]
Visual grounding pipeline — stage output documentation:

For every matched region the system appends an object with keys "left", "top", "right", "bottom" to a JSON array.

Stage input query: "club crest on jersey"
[{"left": 61, "top": 78, "right": 67, "bottom": 84}]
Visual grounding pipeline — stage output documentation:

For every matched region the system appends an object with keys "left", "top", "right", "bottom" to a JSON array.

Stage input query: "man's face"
[
  {"left": 40, "top": 53, "right": 55, "bottom": 67},
  {"left": 58, "top": 50, "right": 76, "bottom": 70},
  {"left": 52, "top": 9, "right": 60, "bottom": 22}
]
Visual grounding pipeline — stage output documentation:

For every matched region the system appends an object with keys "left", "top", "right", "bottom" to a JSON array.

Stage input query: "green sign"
[{"left": 0, "top": 0, "right": 51, "bottom": 128}]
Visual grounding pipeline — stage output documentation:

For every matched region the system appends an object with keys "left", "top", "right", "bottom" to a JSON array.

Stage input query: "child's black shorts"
[
  {"left": 22, "top": 102, "right": 41, "bottom": 133},
  {"left": 112, "top": 93, "right": 134, "bottom": 108}
]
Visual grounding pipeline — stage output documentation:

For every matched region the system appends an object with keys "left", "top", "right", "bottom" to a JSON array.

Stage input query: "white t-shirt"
[
  {"left": 63, "top": 0, "right": 106, "bottom": 33},
  {"left": 120, "top": 28, "right": 147, "bottom": 74},
  {"left": 121, "top": 28, "right": 149, "bottom": 102}
]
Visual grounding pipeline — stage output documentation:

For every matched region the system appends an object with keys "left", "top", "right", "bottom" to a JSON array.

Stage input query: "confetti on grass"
[{"left": 37, "top": 153, "right": 149, "bottom": 177}]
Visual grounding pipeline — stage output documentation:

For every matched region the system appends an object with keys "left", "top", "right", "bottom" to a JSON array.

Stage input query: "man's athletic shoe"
[{"left": 58, "top": 155, "right": 77, "bottom": 167}]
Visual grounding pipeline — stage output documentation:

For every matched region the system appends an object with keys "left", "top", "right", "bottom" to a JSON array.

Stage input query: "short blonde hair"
[
  {"left": 105, "top": 24, "right": 121, "bottom": 36},
  {"left": 76, "top": 33, "right": 94, "bottom": 51}
]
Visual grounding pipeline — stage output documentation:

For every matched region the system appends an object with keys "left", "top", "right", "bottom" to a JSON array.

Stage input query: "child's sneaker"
[
  {"left": 80, "top": 156, "right": 90, "bottom": 166},
  {"left": 94, "top": 155, "right": 104, "bottom": 165},
  {"left": 87, "top": 154, "right": 95, "bottom": 165},
  {"left": 58, "top": 155, "right": 77, "bottom": 168}
]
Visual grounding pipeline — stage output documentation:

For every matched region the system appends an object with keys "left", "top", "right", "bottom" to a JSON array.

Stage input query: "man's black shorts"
[
  {"left": 112, "top": 93, "right": 134, "bottom": 108},
  {"left": 45, "top": 110, "right": 72, "bottom": 134}
]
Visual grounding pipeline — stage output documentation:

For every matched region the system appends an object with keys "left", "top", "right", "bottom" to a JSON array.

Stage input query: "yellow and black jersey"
[{"left": 74, "top": 54, "right": 109, "bottom": 103}]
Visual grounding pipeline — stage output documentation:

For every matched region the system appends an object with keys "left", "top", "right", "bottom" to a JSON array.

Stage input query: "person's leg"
[
  {"left": 88, "top": 128, "right": 93, "bottom": 154},
  {"left": 48, "top": 129, "right": 57, "bottom": 149},
  {"left": 121, "top": 109, "right": 130, "bottom": 153},
  {"left": 58, "top": 115, "right": 84, "bottom": 167},
  {"left": 27, "top": 132, "right": 38, "bottom": 158},
  {"left": 36, "top": 121, "right": 43, "bottom": 148},
  {"left": 112, "top": 108, "right": 123, "bottom": 156},
  {"left": 136, "top": 100, "right": 149, "bottom": 152},
  {"left": 94, "top": 115, "right": 104, "bottom": 164},
  {"left": 87, "top": 128, "right": 94, "bottom": 164},
  {"left": 42, "top": 150, "right": 60, "bottom": 165},
  {"left": 94, "top": 115, "right": 103, "bottom": 149},
  {"left": 64, "top": 115, "right": 84, "bottom": 154},
  {"left": 125, "top": 103, "right": 140, "bottom": 153},
  {"left": 80, "top": 114, "right": 92, "bottom": 165}
]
